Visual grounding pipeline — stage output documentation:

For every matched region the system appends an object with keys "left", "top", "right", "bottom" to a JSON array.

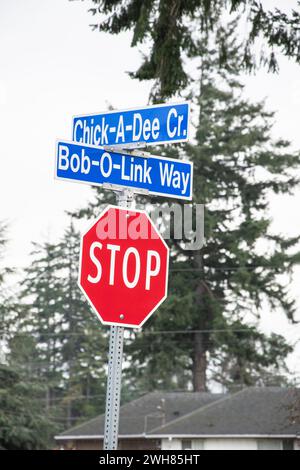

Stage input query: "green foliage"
[
  {"left": 84, "top": 0, "right": 300, "bottom": 99},
  {"left": 13, "top": 221, "right": 108, "bottom": 431},
  {"left": 0, "top": 364, "right": 55, "bottom": 450},
  {"left": 56, "top": 222, "right": 108, "bottom": 423},
  {"left": 17, "top": 240, "right": 65, "bottom": 393},
  {"left": 210, "top": 322, "right": 293, "bottom": 388},
  {"left": 72, "top": 20, "right": 300, "bottom": 392},
  {"left": 0, "top": 222, "right": 15, "bottom": 334},
  {"left": 0, "top": 223, "right": 56, "bottom": 449}
]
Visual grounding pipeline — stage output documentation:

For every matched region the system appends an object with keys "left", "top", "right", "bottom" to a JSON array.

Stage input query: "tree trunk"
[
  {"left": 193, "top": 331, "right": 207, "bottom": 391},
  {"left": 67, "top": 400, "right": 72, "bottom": 429},
  {"left": 45, "top": 386, "right": 50, "bottom": 413},
  {"left": 192, "top": 245, "right": 209, "bottom": 391},
  {"left": 191, "top": 54, "right": 210, "bottom": 393}
]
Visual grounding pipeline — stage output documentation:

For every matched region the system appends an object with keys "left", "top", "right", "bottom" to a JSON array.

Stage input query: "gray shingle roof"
[
  {"left": 149, "top": 387, "right": 300, "bottom": 436},
  {"left": 56, "top": 391, "right": 222, "bottom": 438},
  {"left": 56, "top": 388, "right": 300, "bottom": 440}
]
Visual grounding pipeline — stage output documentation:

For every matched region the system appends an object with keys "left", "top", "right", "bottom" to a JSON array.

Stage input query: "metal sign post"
[
  {"left": 55, "top": 101, "right": 186, "bottom": 451},
  {"left": 103, "top": 188, "right": 133, "bottom": 450},
  {"left": 103, "top": 324, "right": 124, "bottom": 450}
]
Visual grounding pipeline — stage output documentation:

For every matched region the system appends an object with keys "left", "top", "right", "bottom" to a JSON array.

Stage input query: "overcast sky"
[{"left": 0, "top": 0, "right": 300, "bottom": 378}]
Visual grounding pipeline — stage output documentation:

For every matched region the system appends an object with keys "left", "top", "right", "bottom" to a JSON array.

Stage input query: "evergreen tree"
[
  {"left": 72, "top": 22, "right": 300, "bottom": 392},
  {"left": 0, "top": 222, "right": 14, "bottom": 339},
  {"left": 127, "top": 22, "right": 300, "bottom": 391},
  {"left": 56, "top": 221, "right": 108, "bottom": 426},
  {"left": 209, "top": 322, "right": 293, "bottom": 389},
  {"left": 85, "top": 0, "right": 300, "bottom": 99},
  {"left": 15, "top": 222, "right": 108, "bottom": 429},
  {"left": 0, "top": 223, "right": 55, "bottom": 449},
  {"left": 0, "top": 364, "right": 55, "bottom": 450},
  {"left": 17, "top": 240, "right": 65, "bottom": 410}
]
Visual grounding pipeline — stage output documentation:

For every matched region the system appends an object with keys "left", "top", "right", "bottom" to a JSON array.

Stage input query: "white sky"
[{"left": 0, "top": 0, "right": 300, "bottom": 379}]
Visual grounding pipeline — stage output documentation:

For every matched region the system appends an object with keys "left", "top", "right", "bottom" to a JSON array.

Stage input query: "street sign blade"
[
  {"left": 55, "top": 140, "right": 193, "bottom": 200},
  {"left": 72, "top": 102, "right": 190, "bottom": 147}
]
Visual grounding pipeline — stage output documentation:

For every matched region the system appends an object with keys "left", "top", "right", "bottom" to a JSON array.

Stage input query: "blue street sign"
[
  {"left": 72, "top": 102, "right": 190, "bottom": 148},
  {"left": 56, "top": 141, "right": 193, "bottom": 200}
]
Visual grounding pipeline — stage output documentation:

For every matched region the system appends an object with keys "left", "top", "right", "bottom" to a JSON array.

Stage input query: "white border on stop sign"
[{"left": 78, "top": 204, "right": 170, "bottom": 329}]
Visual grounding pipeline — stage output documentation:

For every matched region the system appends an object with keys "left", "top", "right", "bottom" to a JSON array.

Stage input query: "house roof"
[
  {"left": 55, "top": 388, "right": 300, "bottom": 440},
  {"left": 56, "top": 391, "right": 223, "bottom": 439},
  {"left": 149, "top": 387, "right": 300, "bottom": 437}
]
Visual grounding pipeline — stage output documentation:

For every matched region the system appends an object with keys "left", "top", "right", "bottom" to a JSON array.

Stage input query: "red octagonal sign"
[{"left": 79, "top": 205, "right": 169, "bottom": 328}]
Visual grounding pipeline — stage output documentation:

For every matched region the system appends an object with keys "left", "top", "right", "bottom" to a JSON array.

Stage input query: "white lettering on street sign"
[{"left": 72, "top": 102, "right": 190, "bottom": 147}]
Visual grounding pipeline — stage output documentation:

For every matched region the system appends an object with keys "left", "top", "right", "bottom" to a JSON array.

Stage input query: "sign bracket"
[
  {"left": 102, "top": 183, "right": 149, "bottom": 197},
  {"left": 103, "top": 145, "right": 152, "bottom": 159}
]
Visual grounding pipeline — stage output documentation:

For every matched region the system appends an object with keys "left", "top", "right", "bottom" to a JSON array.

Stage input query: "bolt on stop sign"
[{"left": 78, "top": 205, "right": 169, "bottom": 328}]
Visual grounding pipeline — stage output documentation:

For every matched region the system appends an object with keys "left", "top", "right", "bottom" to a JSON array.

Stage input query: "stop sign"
[{"left": 78, "top": 205, "right": 169, "bottom": 328}]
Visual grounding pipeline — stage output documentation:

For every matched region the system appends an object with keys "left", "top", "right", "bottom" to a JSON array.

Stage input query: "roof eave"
[{"left": 55, "top": 433, "right": 300, "bottom": 441}]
